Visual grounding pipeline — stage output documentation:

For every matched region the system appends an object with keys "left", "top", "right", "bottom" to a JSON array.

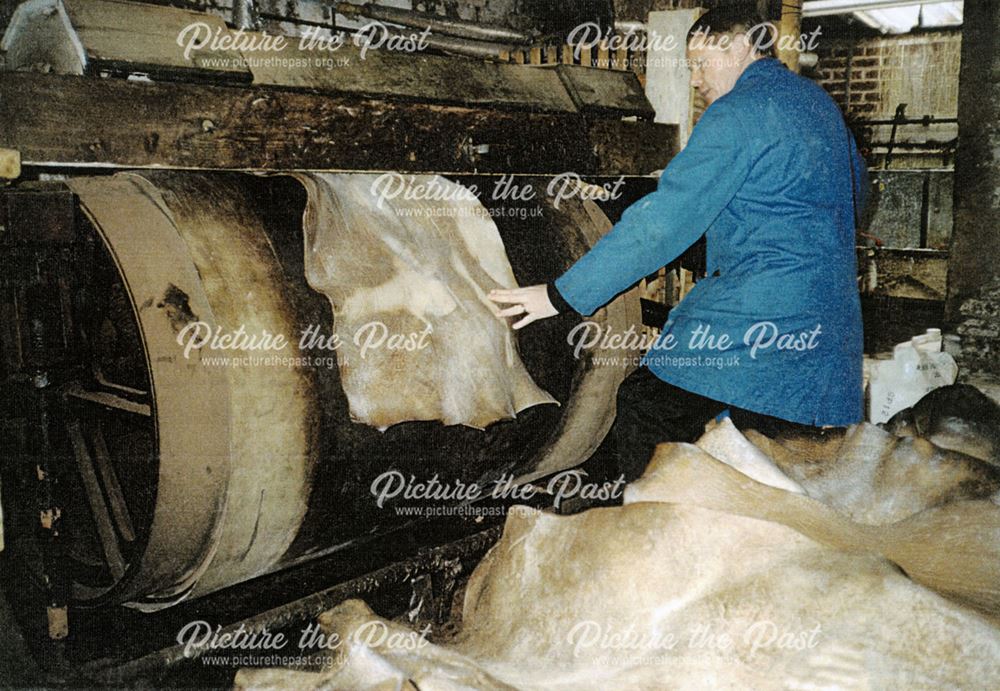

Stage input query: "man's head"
[{"left": 686, "top": 8, "right": 776, "bottom": 105}]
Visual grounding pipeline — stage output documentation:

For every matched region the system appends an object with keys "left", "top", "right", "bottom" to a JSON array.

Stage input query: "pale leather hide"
[
  {"left": 236, "top": 417, "right": 1000, "bottom": 690},
  {"left": 295, "top": 173, "right": 555, "bottom": 430}
]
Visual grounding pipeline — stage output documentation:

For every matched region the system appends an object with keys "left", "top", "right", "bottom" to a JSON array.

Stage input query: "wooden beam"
[
  {"left": 556, "top": 64, "right": 656, "bottom": 119},
  {"left": 587, "top": 119, "right": 678, "bottom": 176},
  {"left": 0, "top": 73, "right": 675, "bottom": 175},
  {"left": 248, "top": 40, "right": 577, "bottom": 114}
]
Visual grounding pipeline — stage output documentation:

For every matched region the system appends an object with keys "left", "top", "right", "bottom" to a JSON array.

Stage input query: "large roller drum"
[{"left": 29, "top": 171, "right": 640, "bottom": 609}]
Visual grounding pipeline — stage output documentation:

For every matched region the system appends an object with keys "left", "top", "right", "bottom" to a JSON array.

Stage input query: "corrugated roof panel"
[
  {"left": 855, "top": 2, "right": 962, "bottom": 33},
  {"left": 804, "top": 1, "right": 963, "bottom": 32}
]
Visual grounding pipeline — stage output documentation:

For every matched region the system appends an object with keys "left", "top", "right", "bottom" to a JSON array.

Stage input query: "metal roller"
[
  {"left": 16, "top": 170, "right": 640, "bottom": 611},
  {"left": 67, "top": 172, "right": 323, "bottom": 608}
]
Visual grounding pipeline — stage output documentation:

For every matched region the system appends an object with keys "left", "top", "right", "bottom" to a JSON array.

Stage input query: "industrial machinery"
[{"left": 0, "top": 0, "right": 676, "bottom": 682}]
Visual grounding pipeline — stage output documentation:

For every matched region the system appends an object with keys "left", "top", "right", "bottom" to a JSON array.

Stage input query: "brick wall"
[
  {"left": 813, "top": 31, "right": 961, "bottom": 119},
  {"left": 814, "top": 43, "right": 881, "bottom": 118},
  {"left": 812, "top": 31, "right": 960, "bottom": 168}
]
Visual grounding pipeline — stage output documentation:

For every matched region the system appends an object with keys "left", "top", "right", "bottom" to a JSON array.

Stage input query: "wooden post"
[
  {"left": 946, "top": 0, "right": 1000, "bottom": 319},
  {"left": 645, "top": 10, "right": 702, "bottom": 146},
  {"left": 561, "top": 44, "right": 574, "bottom": 65},
  {"left": 777, "top": 0, "right": 803, "bottom": 73},
  {"left": 597, "top": 39, "right": 610, "bottom": 69},
  {"left": 616, "top": 44, "right": 629, "bottom": 72}
]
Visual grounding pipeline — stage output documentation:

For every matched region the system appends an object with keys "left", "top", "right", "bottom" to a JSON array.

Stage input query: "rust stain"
[{"left": 156, "top": 283, "right": 199, "bottom": 334}]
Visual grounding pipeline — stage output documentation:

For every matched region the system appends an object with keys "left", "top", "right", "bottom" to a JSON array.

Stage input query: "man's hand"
[{"left": 488, "top": 285, "right": 558, "bottom": 330}]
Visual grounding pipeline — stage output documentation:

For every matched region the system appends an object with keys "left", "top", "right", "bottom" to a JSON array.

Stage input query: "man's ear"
[{"left": 731, "top": 32, "right": 755, "bottom": 61}]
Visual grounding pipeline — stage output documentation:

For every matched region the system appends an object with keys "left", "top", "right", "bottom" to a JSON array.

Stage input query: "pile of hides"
[
  {"left": 236, "top": 386, "right": 1000, "bottom": 690},
  {"left": 296, "top": 173, "right": 555, "bottom": 430}
]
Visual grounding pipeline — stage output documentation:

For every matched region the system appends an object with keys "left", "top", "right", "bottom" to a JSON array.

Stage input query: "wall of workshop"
[{"left": 811, "top": 30, "right": 961, "bottom": 170}]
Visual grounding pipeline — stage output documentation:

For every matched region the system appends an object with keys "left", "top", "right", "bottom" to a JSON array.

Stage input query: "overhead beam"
[{"left": 0, "top": 72, "right": 676, "bottom": 175}]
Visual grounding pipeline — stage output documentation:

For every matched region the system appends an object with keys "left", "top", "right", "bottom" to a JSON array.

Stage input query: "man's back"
[{"left": 555, "top": 58, "right": 866, "bottom": 426}]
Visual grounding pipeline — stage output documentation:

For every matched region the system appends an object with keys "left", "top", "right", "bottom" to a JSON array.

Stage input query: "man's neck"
[{"left": 737, "top": 53, "right": 765, "bottom": 77}]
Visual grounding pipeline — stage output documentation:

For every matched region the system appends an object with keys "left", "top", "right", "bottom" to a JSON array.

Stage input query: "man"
[{"left": 489, "top": 8, "right": 868, "bottom": 480}]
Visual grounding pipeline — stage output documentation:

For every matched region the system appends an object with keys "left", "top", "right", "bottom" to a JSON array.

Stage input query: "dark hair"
[{"left": 686, "top": 8, "right": 778, "bottom": 58}]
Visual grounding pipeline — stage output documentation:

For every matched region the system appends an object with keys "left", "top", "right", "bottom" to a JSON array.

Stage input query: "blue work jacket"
[{"left": 555, "top": 58, "right": 867, "bottom": 426}]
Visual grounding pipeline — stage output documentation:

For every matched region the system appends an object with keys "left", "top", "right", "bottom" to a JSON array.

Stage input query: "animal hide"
[
  {"left": 294, "top": 173, "right": 556, "bottom": 430},
  {"left": 884, "top": 383, "right": 1000, "bottom": 466},
  {"left": 236, "top": 404, "right": 1000, "bottom": 690}
]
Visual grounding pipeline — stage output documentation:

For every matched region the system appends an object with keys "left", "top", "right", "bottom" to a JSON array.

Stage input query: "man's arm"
[{"left": 555, "top": 100, "right": 752, "bottom": 316}]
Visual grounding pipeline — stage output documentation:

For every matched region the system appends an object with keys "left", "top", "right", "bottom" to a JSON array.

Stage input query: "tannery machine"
[{"left": 0, "top": 0, "right": 676, "bottom": 682}]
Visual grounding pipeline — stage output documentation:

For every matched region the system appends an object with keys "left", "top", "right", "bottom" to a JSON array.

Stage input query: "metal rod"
[
  {"left": 32, "top": 388, "right": 71, "bottom": 642},
  {"left": 77, "top": 525, "right": 503, "bottom": 683},
  {"left": 66, "top": 418, "right": 126, "bottom": 580},
  {"left": 360, "top": 21, "right": 517, "bottom": 59},
  {"left": 92, "top": 371, "right": 148, "bottom": 399},
  {"left": 62, "top": 383, "right": 151, "bottom": 417},
  {"left": 261, "top": 10, "right": 515, "bottom": 59},
  {"left": 91, "top": 421, "right": 136, "bottom": 543},
  {"left": 866, "top": 139, "right": 957, "bottom": 150},
  {"left": 231, "top": 0, "right": 260, "bottom": 31},
  {"left": 851, "top": 115, "right": 958, "bottom": 126},
  {"left": 334, "top": 2, "right": 533, "bottom": 45},
  {"left": 884, "top": 103, "right": 905, "bottom": 168},
  {"left": 258, "top": 12, "right": 344, "bottom": 32},
  {"left": 417, "top": 32, "right": 518, "bottom": 59}
]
